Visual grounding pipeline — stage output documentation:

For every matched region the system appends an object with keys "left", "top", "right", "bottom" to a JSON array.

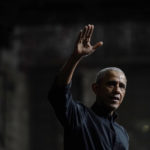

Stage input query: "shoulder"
[
  {"left": 74, "top": 100, "right": 90, "bottom": 114},
  {"left": 114, "top": 122, "right": 129, "bottom": 140}
]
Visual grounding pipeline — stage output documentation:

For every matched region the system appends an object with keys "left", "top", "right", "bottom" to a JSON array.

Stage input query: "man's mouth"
[{"left": 109, "top": 95, "right": 120, "bottom": 102}]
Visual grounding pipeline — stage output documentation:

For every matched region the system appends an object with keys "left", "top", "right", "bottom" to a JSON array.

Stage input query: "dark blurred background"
[{"left": 1, "top": 0, "right": 150, "bottom": 150}]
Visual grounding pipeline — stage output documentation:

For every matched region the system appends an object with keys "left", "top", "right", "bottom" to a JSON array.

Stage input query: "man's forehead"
[{"left": 104, "top": 70, "right": 127, "bottom": 82}]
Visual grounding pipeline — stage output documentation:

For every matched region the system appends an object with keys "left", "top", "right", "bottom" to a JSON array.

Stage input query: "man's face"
[{"left": 94, "top": 70, "right": 127, "bottom": 111}]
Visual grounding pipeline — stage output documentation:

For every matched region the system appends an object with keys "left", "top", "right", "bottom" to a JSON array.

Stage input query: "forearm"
[
  {"left": 55, "top": 24, "right": 103, "bottom": 86},
  {"left": 56, "top": 54, "right": 82, "bottom": 86}
]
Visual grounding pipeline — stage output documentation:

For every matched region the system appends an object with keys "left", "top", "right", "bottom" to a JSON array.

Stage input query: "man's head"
[{"left": 92, "top": 67, "right": 127, "bottom": 114}]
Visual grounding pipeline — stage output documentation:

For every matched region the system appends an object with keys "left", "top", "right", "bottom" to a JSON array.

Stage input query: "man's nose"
[{"left": 113, "top": 85, "right": 120, "bottom": 93}]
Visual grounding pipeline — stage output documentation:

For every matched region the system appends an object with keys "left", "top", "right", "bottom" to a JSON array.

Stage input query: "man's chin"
[
  {"left": 96, "top": 100, "right": 120, "bottom": 111},
  {"left": 106, "top": 103, "right": 120, "bottom": 111}
]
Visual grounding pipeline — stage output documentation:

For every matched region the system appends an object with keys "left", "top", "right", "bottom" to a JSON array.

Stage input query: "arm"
[
  {"left": 56, "top": 24, "right": 103, "bottom": 86},
  {"left": 49, "top": 24, "right": 103, "bottom": 125}
]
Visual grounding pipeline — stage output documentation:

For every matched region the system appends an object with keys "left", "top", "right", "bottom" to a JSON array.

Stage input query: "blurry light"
[
  {"left": 134, "top": 120, "right": 150, "bottom": 133},
  {"left": 141, "top": 124, "right": 150, "bottom": 133}
]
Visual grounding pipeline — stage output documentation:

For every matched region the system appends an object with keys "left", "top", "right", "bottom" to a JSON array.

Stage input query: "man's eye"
[
  {"left": 107, "top": 81, "right": 116, "bottom": 86},
  {"left": 120, "top": 83, "right": 126, "bottom": 89}
]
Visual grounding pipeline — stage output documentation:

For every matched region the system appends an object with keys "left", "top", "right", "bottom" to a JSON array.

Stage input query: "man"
[{"left": 48, "top": 24, "right": 129, "bottom": 150}]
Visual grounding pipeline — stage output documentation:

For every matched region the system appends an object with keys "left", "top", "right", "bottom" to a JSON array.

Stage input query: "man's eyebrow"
[
  {"left": 106, "top": 80, "right": 126, "bottom": 86},
  {"left": 106, "top": 81, "right": 117, "bottom": 84},
  {"left": 107, "top": 80, "right": 117, "bottom": 83},
  {"left": 120, "top": 82, "right": 126, "bottom": 87}
]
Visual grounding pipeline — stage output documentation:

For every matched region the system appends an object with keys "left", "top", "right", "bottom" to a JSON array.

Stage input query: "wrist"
[{"left": 70, "top": 52, "right": 83, "bottom": 62}]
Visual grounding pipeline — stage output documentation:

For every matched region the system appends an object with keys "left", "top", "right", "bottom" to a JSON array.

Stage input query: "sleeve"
[
  {"left": 48, "top": 80, "right": 87, "bottom": 128},
  {"left": 120, "top": 125, "right": 129, "bottom": 149},
  {"left": 124, "top": 128, "right": 129, "bottom": 147}
]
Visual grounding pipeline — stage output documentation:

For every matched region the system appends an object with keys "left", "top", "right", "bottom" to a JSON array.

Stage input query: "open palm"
[{"left": 74, "top": 24, "right": 103, "bottom": 58}]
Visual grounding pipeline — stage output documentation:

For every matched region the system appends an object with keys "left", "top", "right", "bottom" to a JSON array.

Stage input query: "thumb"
[{"left": 93, "top": 41, "right": 103, "bottom": 50}]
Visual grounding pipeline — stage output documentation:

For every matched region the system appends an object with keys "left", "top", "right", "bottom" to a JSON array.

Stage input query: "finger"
[
  {"left": 86, "top": 24, "right": 94, "bottom": 39},
  {"left": 93, "top": 41, "right": 103, "bottom": 50},
  {"left": 87, "top": 25, "right": 94, "bottom": 40},
  {"left": 81, "top": 25, "right": 88, "bottom": 39},
  {"left": 80, "top": 26, "right": 86, "bottom": 38},
  {"left": 76, "top": 30, "right": 82, "bottom": 43},
  {"left": 85, "top": 24, "right": 91, "bottom": 38}
]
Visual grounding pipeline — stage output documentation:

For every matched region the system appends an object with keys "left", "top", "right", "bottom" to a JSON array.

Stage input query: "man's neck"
[{"left": 92, "top": 101, "right": 115, "bottom": 117}]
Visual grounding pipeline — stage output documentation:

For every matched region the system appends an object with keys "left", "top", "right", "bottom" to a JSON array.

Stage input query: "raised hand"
[{"left": 73, "top": 24, "right": 103, "bottom": 58}]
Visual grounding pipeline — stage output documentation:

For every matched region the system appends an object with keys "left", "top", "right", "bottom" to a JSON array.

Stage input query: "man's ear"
[{"left": 92, "top": 83, "right": 99, "bottom": 95}]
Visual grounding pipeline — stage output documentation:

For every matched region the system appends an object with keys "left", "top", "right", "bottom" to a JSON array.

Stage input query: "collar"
[{"left": 91, "top": 102, "right": 118, "bottom": 121}]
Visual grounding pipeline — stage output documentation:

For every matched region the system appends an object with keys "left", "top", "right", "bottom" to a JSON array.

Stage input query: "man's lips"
[{"left": 109, "top": 95, "right": 120, "bottom": 102}]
